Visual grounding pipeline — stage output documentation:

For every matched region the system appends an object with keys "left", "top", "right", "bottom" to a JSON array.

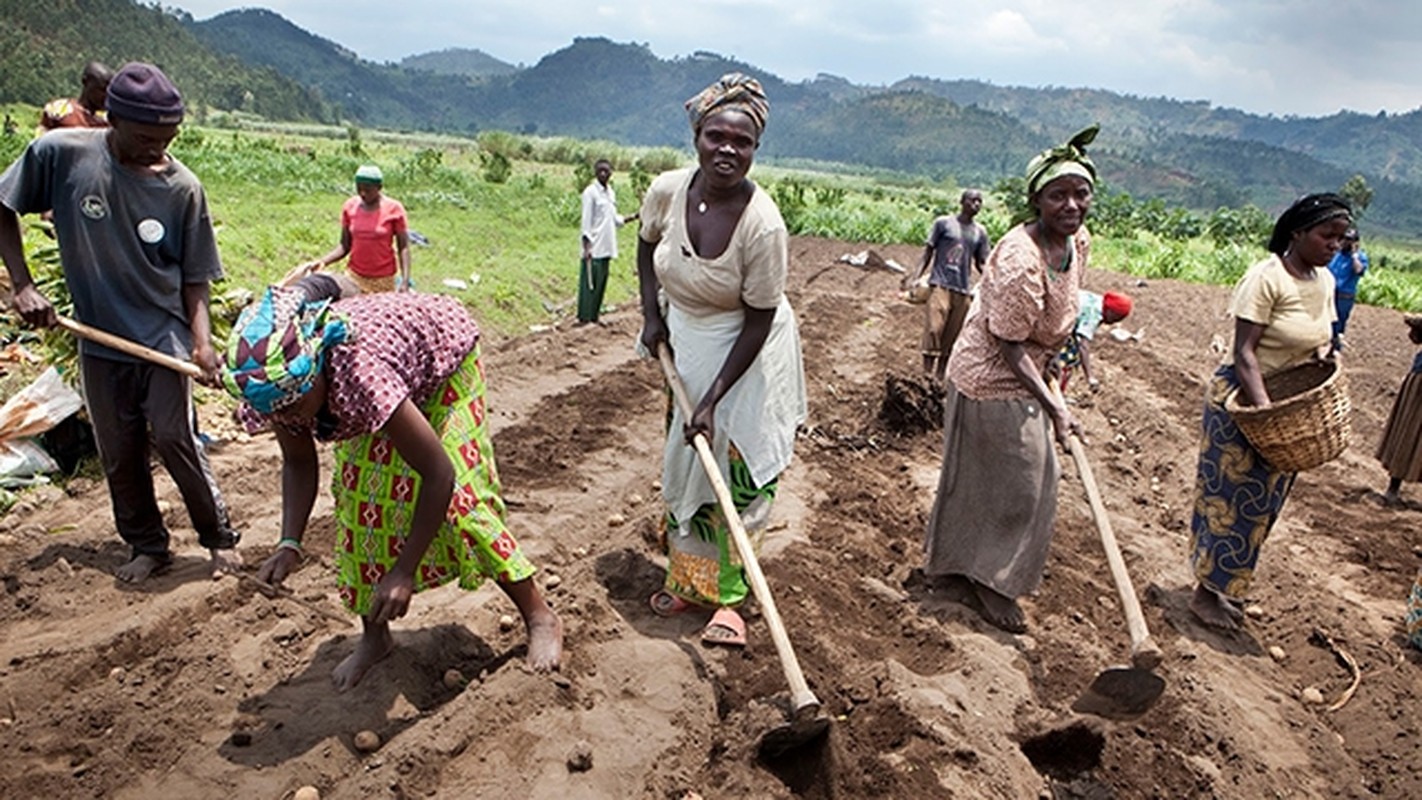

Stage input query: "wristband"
[{"left": 276, "top": 538, "right": 303, "bottom": 556}]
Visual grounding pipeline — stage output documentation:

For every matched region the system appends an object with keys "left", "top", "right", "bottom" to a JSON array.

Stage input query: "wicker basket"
[{"left": 1224, "top": 360, "right": 1351, "bottom": 472}]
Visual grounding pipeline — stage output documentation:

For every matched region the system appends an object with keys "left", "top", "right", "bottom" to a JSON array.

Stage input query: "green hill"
[
  {"left": 187, "top": 8, "right": 492, "bottom": 133},
  {"left": 0, "top": 0, "right": 329, "bottom": 122},
  {"left": 3, "top": 2, "right": 1419, "bottom": 234},
  {"left": 400, "top": 48, "right": 517, "bottom": 78},
  {"left": 896, "top": 77, "right": 1422, "bottom": 189}
]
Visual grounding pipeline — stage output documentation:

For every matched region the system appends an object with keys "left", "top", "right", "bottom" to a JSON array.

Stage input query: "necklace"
[{"left": 1033, "top": 225, "right": 1074, "bottom": 279}]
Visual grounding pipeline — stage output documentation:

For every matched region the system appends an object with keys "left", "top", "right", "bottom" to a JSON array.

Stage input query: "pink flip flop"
[
  {"left": 701, "top": 607, "right": 747, "bottom": 648},
  {"left": 649, "top": 590, "right": 700, "bottom": 618}
]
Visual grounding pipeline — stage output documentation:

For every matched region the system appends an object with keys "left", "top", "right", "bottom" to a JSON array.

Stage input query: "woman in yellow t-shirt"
[{"left": 1188, "top": 193, "right": 1353, "bottom": 630}]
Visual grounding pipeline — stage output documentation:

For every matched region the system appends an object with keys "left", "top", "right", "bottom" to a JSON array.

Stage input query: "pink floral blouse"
[{"left": 947, "top": 224, "right": 1089, "bottom": 400}]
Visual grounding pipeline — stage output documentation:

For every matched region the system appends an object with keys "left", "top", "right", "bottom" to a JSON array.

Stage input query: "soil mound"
[{"left": 1, "top": 236, "right": 1420, "bottom": 798}]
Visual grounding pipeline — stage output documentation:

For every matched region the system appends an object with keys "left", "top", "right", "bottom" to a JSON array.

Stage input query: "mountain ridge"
[{"left": 1, "top": 2, "right": 1416, "bottom": 233}]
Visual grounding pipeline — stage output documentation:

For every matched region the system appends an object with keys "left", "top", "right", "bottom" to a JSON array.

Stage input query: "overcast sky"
[{"left": 172, "top": 0, "right": 1418, "bottom": 118}]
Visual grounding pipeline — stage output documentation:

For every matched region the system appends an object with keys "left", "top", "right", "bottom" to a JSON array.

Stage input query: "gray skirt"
[
  {"left": 924, "top": 386, "right": 1060, "bottom": 598},
  {"left": 1379, "top": 371, "right": 1422, "bottom": 482}
]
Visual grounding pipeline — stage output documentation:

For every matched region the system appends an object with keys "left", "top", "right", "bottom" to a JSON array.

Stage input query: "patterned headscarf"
[
  {"left": 685, "top": 73, "right": 769, "bottom": 136},
  {"left": 221, "top": 286, "right": 352, "bottom": 414},
  {"left": 1266, "top": 193, "right": 1353, "bottom": 255},
  {"left": 1025, "top": 124, "right": 1100, "bottom": 197}
]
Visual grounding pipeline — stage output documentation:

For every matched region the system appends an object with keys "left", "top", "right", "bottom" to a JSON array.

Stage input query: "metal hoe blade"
[
  {"left": 758, "top": 709, "right": 832, "bottom": 760},
  {"left": 1072, "top": 667, "right": 1166, "bottom": 720}
]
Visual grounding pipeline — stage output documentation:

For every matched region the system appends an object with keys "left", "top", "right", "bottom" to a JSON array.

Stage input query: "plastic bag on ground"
[{"left": 0, "top": 367, "right": 84, "bottom": 483}]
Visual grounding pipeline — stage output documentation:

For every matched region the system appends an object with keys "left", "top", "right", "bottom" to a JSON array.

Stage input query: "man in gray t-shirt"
[
  {"left": 915, "top": 189, "right": 991, "bottom": 383},
  {"left": 0, "top": 62, "right": 241, "bottom": 582}
]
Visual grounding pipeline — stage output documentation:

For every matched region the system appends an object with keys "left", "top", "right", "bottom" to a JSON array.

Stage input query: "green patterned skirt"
[
  {"left": 662, "top": 442, "right": 777, "bottom": 608},
  {"left": 333, "top": 345, "right": 536, "bottom": 615}
]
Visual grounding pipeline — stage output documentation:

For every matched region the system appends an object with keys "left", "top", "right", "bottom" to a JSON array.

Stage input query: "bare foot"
[
  {"left": 499, "top": 576, "right": 563, "bottom": 672},
  {"left": 1189, "top": 584, "right": 1243, "bottom": 631},
  {"left": 525, "top": 608, "right": 564, "bottom": 673},
  {"left": 116, "top": 554, "right": 168, "bottom": 584},
  {"left": 332, "top": 622, "right": 394, "bottom": 691},
  {"left": 210, "top": 548, "right": 243, "bottom": 579},
  {"left": 971, "top": 582, "right": 1027, "bottom": 634}
]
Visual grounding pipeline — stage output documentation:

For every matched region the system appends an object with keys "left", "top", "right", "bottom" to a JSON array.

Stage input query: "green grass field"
[{"left": 3, "top": 110, "right": 1420, "bottom": 344}]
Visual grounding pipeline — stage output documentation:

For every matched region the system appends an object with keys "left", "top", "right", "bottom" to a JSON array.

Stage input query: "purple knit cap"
[{"left": 105, "top": 62, "right": 184, "bottom": 125}]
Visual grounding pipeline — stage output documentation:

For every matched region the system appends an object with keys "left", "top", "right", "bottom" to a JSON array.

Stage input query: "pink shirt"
[{"left": 341, "top": 195, "right": 407, "bottom": 278}]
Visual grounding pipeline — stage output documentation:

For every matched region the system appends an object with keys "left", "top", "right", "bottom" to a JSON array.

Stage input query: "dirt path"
[{"left": 1, "top": 236, "right": 1420, "bottom": 798}]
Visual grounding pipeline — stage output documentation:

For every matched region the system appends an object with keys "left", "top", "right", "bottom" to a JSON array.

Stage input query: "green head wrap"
[{"left": 1025, "top": 124, "right": 1100, "bottom": 197}]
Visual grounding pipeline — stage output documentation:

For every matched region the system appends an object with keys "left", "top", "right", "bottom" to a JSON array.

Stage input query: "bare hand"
[
  {"left": 11, "top": 284, "right": 56, "bottom": 328},
  {"left": 685, "top": 401, "right": 716, "bottom": 445},
  {"left": 279, "top": 261, "right": 319, "bottom": 288},
  {"left": 1050, "top": 406, "right": 1085, "bottom": 449},
  {"left": 641, "top": 316, "right": 668, "bottom": 354},
  {"left": 255, "top": 548, "right": 300, "bottom": 587},
  {"left": 368, "top": 569, "right": 415, "bottom": 624},
  {"left": 191, "top": 340, "right": 222, "bottom": 386}
]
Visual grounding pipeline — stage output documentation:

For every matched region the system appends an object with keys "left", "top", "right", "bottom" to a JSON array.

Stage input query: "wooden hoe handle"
[
  {"left": 1050, "top": 381, "right": 1162, "bottom": 670},
  {"left": 57, "top": 316, "right": 204, "bottom": 380},
  {"left": 657, "top": 343, "right": 821, "bottom": 716}
]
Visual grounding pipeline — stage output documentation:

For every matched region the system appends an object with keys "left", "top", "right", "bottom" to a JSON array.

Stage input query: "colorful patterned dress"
[
  {"left": 239, "top": 292, "right": 535, "bottom": 615},
  {"left": 1189, "top": 255, "right": 1332, "bottom": 598}
]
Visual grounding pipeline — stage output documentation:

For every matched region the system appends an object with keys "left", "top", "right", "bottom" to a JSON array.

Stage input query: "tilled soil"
[{"left": 1, "top": 235, "right": 1420, "bottom": 799}]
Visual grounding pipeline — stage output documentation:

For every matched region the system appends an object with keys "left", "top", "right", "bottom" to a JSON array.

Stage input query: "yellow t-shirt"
[{"left": 1224, "top": 254, "right": 1335, "bottom": 375}]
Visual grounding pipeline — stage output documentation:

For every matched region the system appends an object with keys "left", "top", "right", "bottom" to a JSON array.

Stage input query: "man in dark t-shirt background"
[{"left": 916, "top": 189, "right": 992, "bottom": 384}]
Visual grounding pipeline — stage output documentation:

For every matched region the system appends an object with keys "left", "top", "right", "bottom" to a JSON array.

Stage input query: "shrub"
[
  {"left": 635, "top": 149, "right": 683, "bottom": 174},
  {"left": 572, "top": 162, "right": 593, "bottom": 193},
  {"left": 480, "top": 151, "right": 512, "bottom": 184},
  {"left": 412, "top": 148, "right": 443, "bottom": 176}
]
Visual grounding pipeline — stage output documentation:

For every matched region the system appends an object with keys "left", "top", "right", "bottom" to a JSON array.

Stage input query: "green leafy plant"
[{"left": 480, "top": 151, "right": 512, "bottom": 184}]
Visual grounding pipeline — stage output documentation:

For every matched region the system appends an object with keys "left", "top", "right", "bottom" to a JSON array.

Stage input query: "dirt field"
[{"left": 1, "top": 235, "right": 1420, "bottom": 799}]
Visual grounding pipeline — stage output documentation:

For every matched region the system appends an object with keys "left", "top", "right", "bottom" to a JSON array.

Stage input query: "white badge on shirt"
[{"left": 136, "top": 218, "right": 165, "bottom": 244}]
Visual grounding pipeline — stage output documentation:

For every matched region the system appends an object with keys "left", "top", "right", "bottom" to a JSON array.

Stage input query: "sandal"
[
  {"left": 701, "top": 607, "right": 747, "bottom": 648},
  {"left": 649, "top": 590, "right": 701, "bottom": 618}
]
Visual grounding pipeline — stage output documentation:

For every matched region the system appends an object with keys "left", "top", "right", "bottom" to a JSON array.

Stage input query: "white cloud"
[
  {"left": 978, "top": 10, "right": 1061, "bottom": 55},
  {"left": 171, "top": 0, "right": 1422, "bottom": 116}
]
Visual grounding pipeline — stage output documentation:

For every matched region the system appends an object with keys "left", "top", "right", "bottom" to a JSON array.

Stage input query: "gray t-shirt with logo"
[
  {"left": 925, "top": 215, "right": 991, "bottom": 294},
  {"left": 0, "top": 128, "right": 223, "bottom": 361}
]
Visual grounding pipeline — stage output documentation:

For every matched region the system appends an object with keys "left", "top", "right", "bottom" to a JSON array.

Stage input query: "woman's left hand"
[
  {"left": 369, "top": 568, "right": 415, "bottom": 624},
  {"left": 1048, "top": 405, "right": 1085, "bottom": 449},
  {"left": 685, "top": 401, "right": 716, "bottom": 445}
]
